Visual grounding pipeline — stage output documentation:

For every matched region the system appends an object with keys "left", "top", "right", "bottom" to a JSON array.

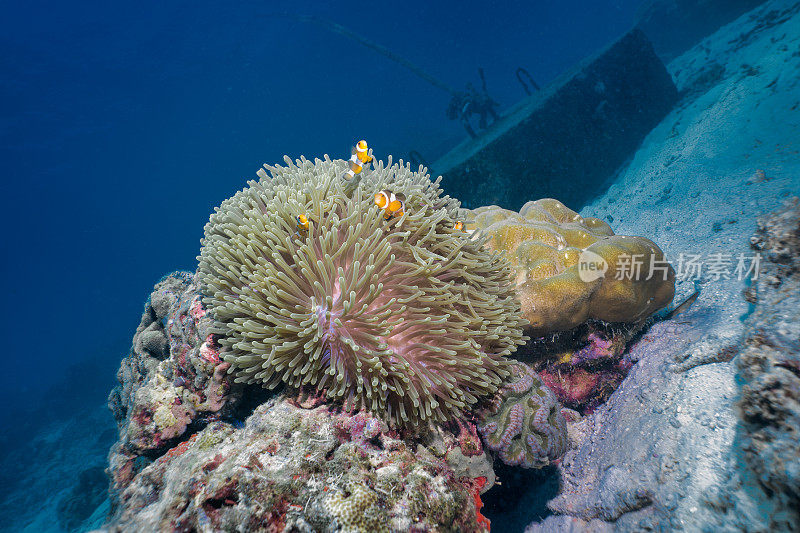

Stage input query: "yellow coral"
[
  {"left": 324, "top": 484, "right": 386, "bottom": 533},
  {"left": 194, "top": 424, "right": 233, "bottom": 450},
  {"left": 153, "top": 404, "right": 178, "bottom": 430},
  {"left": 467, "top": 199, "right": 675, "bottom": 335}
]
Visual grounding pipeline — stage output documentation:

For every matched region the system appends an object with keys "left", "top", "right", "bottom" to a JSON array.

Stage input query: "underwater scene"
[{"left": 3, "top": 0, "right": 800, "bottom": 531}]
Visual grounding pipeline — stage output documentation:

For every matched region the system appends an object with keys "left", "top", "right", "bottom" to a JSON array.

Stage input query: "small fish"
[
  {"left": 453, "top": 221, "right": 464, "bottom": 231},
  {"left": 292, "top": 214, "right": 310, "bottom": 240},
  {"left": 344, "top": 140, "right": 374, "bottom": 180},
  {"left": 374, "top": 190, "right": 406, "bottom": 220},
  {"left": 296, "top": 214, "right": 309, "bottom": 233}
]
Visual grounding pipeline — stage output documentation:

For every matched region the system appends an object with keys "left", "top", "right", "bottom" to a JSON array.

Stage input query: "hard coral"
[
  {"left": 324, "top": 484, "right": 385, "bottom": 533},
  {"left": 477, "top": 362, "right": 568, "bottom": 468},
  {"left": 467, "top": 199, "right": 675, "bottom": 336},
  {"left": 107, "top": 398, "right": 492, "bottom": 532},
  {"left": 198, "top": 155, "right": 527, "bottom": 426},
  {"left": 107, "top": 274, "right": 236, "bottom": 504}
]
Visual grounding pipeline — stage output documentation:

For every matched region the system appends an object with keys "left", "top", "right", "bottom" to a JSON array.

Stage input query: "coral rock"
[
  {"left": 523, "top": 322, "right": 643, "bottom": 413},
  {"left": 737, "top": 198, "right": 800, "bottom": 529},
  {"left": 467, "top": 199, "right": 675, "bottom": 335},
  {"left": 107, "top": 273, "right": 237, "bottom": 503},
  {"left": 105, "top": 399, "right": 493, "bottom": 532}
]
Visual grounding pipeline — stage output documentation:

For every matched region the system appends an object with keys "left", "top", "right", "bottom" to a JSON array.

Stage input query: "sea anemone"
[{"left": 197, "top": 155, "right": 527, "bottom": 425}]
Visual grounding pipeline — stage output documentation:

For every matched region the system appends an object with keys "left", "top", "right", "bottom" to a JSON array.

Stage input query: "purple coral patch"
[{"left": 477, "top": 363, "right": 568, "bottom": 468}]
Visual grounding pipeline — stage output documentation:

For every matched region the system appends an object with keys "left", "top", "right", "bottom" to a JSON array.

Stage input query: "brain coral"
[
  {"left": 324, "top": 484, "right": 386, "bottom": 533},
  {"left": 467, "top": 199, "right": 675, "bottom": 336},
  {"left": 197, "top": 155, "right": 527, "bottom": 426},
  {"left": 477, "top": 362, "right": 568, "bottom": 468}
]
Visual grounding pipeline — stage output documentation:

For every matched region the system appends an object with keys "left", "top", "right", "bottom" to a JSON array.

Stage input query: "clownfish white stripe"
[
  {"left": 343, "top": 139, "right": 374, "bottom": 181},
  {"left": 374, "top": 190, "right": 406, "bottom": 221}
]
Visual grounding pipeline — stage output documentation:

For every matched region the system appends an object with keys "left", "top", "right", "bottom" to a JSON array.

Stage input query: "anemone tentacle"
[{"left": 198, "top": 155, "right": 528, "bottom": 426}]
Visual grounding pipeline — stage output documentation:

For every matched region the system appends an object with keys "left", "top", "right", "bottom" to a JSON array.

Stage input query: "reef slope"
[{"left": 527, "top": 1, "right": 800, "bottom": 530}]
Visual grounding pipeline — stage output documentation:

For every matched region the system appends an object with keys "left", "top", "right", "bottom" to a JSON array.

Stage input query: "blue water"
[
  {"left": 1, "top": 0, "right": 640, "bottom": 415},
  {"left": 2, "top": 1, "right": 648, "bottom": 530}
]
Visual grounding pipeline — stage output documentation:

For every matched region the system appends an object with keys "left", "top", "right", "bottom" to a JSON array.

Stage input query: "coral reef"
[
  {"left": 519, "top": 321, "right": 649, "bottom": 413},
  {"left": 104, "top": 152, "right": 538, "bottom": 529},
  {"left": 197, "top": 155, "right": 527, "bottom": 426},
  {"left": 736, "top": 197, "right": 800, "bottom": 529},
  {"left": 476, "top": 362, "right": 569, "bottom": 468},
  {"left": 106, "top": 269, "right": 496, "bottom": 531},
  {"left": 467, "top": 199, "right": 675, "bottom": 336},
  {"left": 523, "top": 199, "right": 800, "bottom": 531},
  {"left": 107, "top": 273, "right": 237, "bottom": 504},
  {"left": 107, "top": 398, "right": 493, "bottom": 532}
]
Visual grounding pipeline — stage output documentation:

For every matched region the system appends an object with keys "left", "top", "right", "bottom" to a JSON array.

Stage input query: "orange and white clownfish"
[
  {"left": 374, "top": 190, "right": 406, "bottom": 221},
  {"left": 453, "top": 221, "right": 464, "bottom": 231},
  {"left": 344, "top": 140, "right": 373, "bottom": 180},
  {"left": 292, "top": 213, "right": 310, "bottom": 239},
  {"left": 295, "top": 214, "right": 309, "bottom": 233}
]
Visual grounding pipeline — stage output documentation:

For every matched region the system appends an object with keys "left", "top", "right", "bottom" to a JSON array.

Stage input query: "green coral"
[
  {"left": 195, "top": 423, "right": 234, "bottom": 450},
  {"left": 197, "top": 155, "right": 527, "bottom": 426}
]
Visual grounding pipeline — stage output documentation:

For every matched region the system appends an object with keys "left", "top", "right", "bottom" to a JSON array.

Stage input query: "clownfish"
[
  {"left": 296, "top": 214, "right": 309, "bottom": 232},
  {"left": 453, "top": 221, "right": 464, "bottom": 231},
  {"left": 292, "top": 214, "right": 310, "bottom": 239},
  {"left": 374, "top": 190, "right": 406, "bottom": 221},
  {"left": 344, "top": 140, "right": 373, "bottom": 180}
]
